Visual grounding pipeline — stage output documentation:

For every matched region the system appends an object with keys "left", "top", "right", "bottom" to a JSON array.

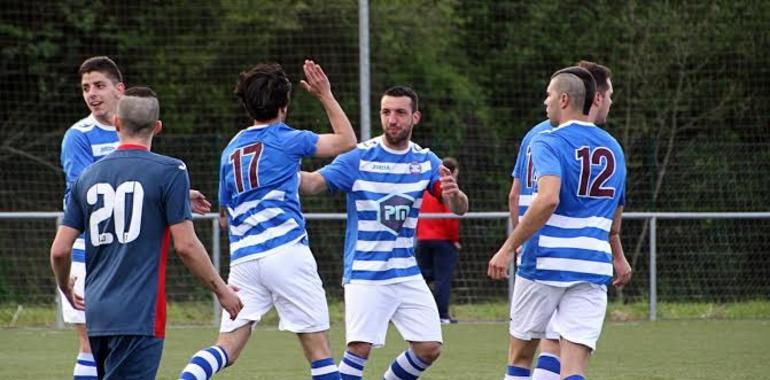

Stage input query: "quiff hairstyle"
[
  {"left": 117, "top": 86, "right": 159, "bottom": 136},
  {"left": 234, "top": 63, "right": 291, "bottom": 122},
  {"left": 551, "top": 66, "right": 596, "bottom": 115},
  {"left": 78, "top": 56, "right": 123, "bottom": 84}
]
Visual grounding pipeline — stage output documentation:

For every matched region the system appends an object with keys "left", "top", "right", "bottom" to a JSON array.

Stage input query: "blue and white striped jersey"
[
  {"left": 511, "top": 120, "right": 552, "bottom": 217},
  {"left": 61, "top": 115, "right": 120, "bottom": 263},
  {"left": 319, "top": 137, "right": 443, "bottom": 285},
  {"left": 219, "top": 123, "right": 319, "bottom": 266},
  {"left": 518, "top": 120, "right": 626, "bottom": 287}
]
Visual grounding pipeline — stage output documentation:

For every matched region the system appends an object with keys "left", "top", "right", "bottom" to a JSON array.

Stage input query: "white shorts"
[
  {"left": 509, "top": 276, "right": 607, "bottom": 351},
  {"left": 59, "top": 261, "right": 85, "bottom": 324},
  {"left": 344, "top": 279, "right": 442, "bottom": 347},
  {"left": 219, "top": 242, "right": 330, "bottom": 334}
]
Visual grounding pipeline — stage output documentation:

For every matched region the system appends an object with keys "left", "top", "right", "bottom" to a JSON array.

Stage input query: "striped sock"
[
  {"left": 532, "top": 353, "right": 560, "bottom": 380},
  {"left": 564, "top": 375, "right": 585, "bottom": 380},
  {"left": 73, "top": 352, "right": 97, "bottom": 380},
  {"left": 178, "top": 345, "right": 229, "bottom": 380},
  {"left": 311, "top": 357, "right": 341, "bottom": 380},
  {"left": 338, "top": 350, "right": 368, "bottom": 379},
  {"left": 504, "top": 365, "right": 530, "bottom": 380},
  {"left": 383, "top": 348, "right": 431, "bottom": 380}
]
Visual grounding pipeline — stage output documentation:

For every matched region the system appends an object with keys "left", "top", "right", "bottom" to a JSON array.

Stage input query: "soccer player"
[
  {"left": 51, "top": 86, "right": 242, "bottom": 379},
  {"left": 506, "top": 61, "right": 632, "bottom": 380},
  {"left": 299, "top": 85, "right": 469, "bottom": 380},
  {"left": 178, "top": 60, "right": 356, "bottom": 380},
  {"left": 60, "top": 56, "right": 212, "bottom": 379},
  {"left": 489, "top": 66, "right": 627, "bottom": 380}
]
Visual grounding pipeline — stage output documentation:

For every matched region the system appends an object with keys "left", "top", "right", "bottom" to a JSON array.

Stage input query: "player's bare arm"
[
  {"left": 487, "top": 175, "right": 560, "bottom": 280},
  {"left": 299, "top": 60, "right": 357, "bottom": 157},
  {"left": 169, "top": 220, "right": 243, "bottom": 319},
  {"left": 508, "top": 178, "right": 521, "bottom": 230},
  {"left": 439, "top": 165, "right": 468, "bottom": 215},
  {"left": 189, "top": 189, "right": 212, "bottom": 214},
  {"left": 50, "top": 225, "right": 85, "bottom": 310},
  {"left": 298, "top": 171, "right": 328, "bottom": 196},
  {"left": 610, "top": 206, "right": 632, "bottom": 287}
]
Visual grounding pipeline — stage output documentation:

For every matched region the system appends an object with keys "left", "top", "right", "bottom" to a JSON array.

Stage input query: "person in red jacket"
[{"left": 416, "top": 157, "right": 461, "bottom": 324}]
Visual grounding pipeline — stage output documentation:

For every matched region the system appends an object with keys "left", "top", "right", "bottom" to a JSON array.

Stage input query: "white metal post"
[
  {"left": 55, "top": 214, "right": 65, "bottom": 329},
  {"left": 212, "top": 218, "right": 222, "bottom": 327},
  {"left": 359, "top": 0, "right": 371, "bottom": 141},
  {"left": 506, "top": 216, "right": 514, "bottom": 302},
  {"left": 649, "top": 216, "right": 657, "bottom": 321}
]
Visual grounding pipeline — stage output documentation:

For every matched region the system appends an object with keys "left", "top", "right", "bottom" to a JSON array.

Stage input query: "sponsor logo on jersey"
[
  {"left": 91, "top": 142, "right": 118, "bottom": 157},
  {"left": 409, "top": 161, "right": 422, "bottom": 175},
  {"left": 377, "top": 193, "right": 414, "bottom": 235}
]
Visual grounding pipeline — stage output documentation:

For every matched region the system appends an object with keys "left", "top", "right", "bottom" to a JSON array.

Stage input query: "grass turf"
[{"left": 1, "top": 319, "right": 768, "bottom": 379}]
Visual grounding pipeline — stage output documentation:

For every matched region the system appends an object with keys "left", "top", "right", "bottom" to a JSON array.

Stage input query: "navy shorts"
[{"left": 89, "top": 335, "right": 164, "bottom": 379}]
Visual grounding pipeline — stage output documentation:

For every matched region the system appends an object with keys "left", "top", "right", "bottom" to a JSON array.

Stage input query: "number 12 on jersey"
[
  {"left": 230, "top": 142, "right": 264, "bottom": 193},
  {"left": 575, "top": 146, "right": 616, "bottom": 198}
]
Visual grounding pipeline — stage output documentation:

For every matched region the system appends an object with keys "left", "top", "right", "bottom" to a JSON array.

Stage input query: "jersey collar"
[
  {"left": 378, "top": 136, "right": 412, "bottom": 155},
  {"left": 87, "top": 114, "right": 117, "bottom": 131},
  {"left": 117, "top": 143, "right": 149, "bottom": 151},
  {"left": 556, "top": 119, "right": 596, "bottom": 129}
]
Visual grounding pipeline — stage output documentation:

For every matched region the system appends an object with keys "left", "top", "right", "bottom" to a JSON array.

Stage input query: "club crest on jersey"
[
  {"left": 409, "top": 161, "right": 422, "bottom": 175},
  {"left": 377, "top": 193, "right": 414, "bottom": 235}
]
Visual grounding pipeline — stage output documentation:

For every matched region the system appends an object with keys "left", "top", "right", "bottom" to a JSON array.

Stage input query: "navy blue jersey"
[
  {"left": 517, "top": 120, "right": 626, "bottom": 287},
  {"left": 62, "top": 145, "right": 192, "bottom": 338}
]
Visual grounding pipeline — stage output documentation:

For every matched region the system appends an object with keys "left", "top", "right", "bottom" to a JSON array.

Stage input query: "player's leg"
[
  {"left": 505, "top": 276, "right": 563, "bottom": 380},
  {"left": 340, "top": 283, "right": 398, "bottom": 380},
  {"left": 551, "top": 282, "right": 608, "bottom": 379},
  {"left": 432, "top": 241, "right": 459, "bottom": 323},
  {"left": 179, "top": 259, "right": 270, "bottom": 379},
  {"left": 386, "top": 280, "right": 443, "bottom": 379},
  {"left": 415, "top": 240, "right": 435, "bottom": 285},
  {"left": 532, "top": 313, "right": 561, "bottom": 380},
  {"left": 61, "top": 261, "right": 96, "bottom": 380},
  {"left": 93, "top": 335, "right": 164, "bottom": 380},
  {"left": 266, "top": 243, "right": 340, "bottom": 380}
]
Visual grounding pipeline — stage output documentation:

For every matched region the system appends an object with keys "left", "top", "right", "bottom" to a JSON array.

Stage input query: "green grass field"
[{"left": 2, "top": 319, "right": 768, "bottom": 379}]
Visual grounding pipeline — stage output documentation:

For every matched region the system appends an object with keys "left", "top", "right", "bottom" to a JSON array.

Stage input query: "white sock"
[
  {"left": 532, "top": 352, "right": 560, "bottom": 380},
  {"left": 73, "top": 352, "right": 97, "bottom": 379},
  {"left": 178, "top": 345, "right": 229, "bottom": 380}
]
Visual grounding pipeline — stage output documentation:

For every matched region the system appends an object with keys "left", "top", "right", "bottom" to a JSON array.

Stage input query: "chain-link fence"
[{"left": 1, "top": 1, "right": 769, "bottom": 321}]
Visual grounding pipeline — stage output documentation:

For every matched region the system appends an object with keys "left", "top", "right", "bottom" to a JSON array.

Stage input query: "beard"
[{"left": 384, "top": 124, "right": 413, "bottom": 146}]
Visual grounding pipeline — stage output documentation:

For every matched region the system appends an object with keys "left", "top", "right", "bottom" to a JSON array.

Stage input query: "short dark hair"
[
  {"left": 551, "top": 66, "right": 596, "bottom": 116},
  {"left": 78, "top": 56, "right": 123, "bottom": 84},
  {"left": 383, "top": 85, "right": 419, "bottom": 112},
  {"left": 117, "top": 86, "right": 159, "bottom": 136},
  {"left": 577, "top": 60, "right": 612, "bottom": 94},
  {"left": 234, "top": 63, "right": 291, "bottom": 122},
  {"left": 442, "top": 157, "right": 458, "bottom": 172}
]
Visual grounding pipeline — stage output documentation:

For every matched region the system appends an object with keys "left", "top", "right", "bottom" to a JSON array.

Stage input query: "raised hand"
[
  {"left": 299, "top": 60, "right": 332, "bottom": 99},
  {"left": 439, "top": 165, "right": 459, "bottom": 199}
]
